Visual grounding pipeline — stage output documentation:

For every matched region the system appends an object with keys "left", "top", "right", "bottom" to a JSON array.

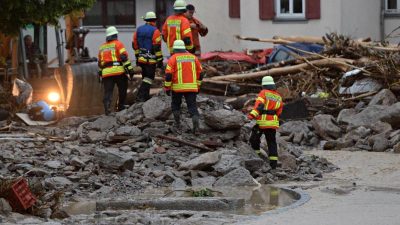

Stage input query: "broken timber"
[
  {"left": 156, "top": 135, "right": 213, "bottom": 152},
  {"left": 210, "top": 58, "right": 353, "bottom": 81}
]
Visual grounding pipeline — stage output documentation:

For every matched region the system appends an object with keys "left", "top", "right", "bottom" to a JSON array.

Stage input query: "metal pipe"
[
  {"left": 380, "top": 0, "right": 385, "bottom": 42},
  {"left": 55, "top": 27, "right": 64, "bottom": 67},
  {"left": 19, "top": 28, "right": 29, "bottom": 79}
]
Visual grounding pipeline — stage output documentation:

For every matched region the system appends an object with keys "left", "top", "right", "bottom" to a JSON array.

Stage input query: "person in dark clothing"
[{"left": 132, "top": 11, "right": 163, "bottom": 102}]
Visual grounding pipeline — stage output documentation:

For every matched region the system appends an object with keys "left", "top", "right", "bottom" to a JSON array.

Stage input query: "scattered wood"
[
  {"left": 235, "top": 35, "right": 292, "bottom": 45},
  {"left": 210, "top": 58, "right": 353, "bottom": 81},
  {"left": 156, "top": 135, "right": 213, "bottom": 152},
  {"left": 272, "top": 35, "right": 325, "bottom": 44}
]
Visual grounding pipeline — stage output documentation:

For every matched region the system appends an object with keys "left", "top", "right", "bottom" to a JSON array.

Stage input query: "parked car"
[{"left": 267, "top": 42, "right": 324, "bottom": 64}]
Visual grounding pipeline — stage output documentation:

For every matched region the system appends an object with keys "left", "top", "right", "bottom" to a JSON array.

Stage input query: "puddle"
[{"left": 65, "top": 185, "right": 301, "bottom": 216}]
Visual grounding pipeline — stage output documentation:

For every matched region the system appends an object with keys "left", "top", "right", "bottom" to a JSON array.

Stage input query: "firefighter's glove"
[
  {"left": 247, "top": 114, "right": 255, "bottom": 120},
  {"left": 98, "top": 70, "right": 103, "bottom": 83},
  {"left": 129, "top": 70, "right": 135, "bottom": 81},
  {"left": 256, "top": 103, "right": 265, "bottom": 112},
  {"left": 165, "top": 89, "right": 171, "bottom": 96}
]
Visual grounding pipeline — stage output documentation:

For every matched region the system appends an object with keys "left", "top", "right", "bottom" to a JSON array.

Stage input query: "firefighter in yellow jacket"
[{"left": 247, "top": 76, "right": 283, "bottom": 169}]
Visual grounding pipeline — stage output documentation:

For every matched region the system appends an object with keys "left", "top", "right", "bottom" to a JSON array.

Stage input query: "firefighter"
[
  {"left": 98, "top": 26, "right": 135, "bottom": 115},
  {"left": 162, "top": 0, "right": 194, "bottom": 54},
  {"left": 247, "top": 76, "right": 283, "bottom": 169},
  {"left": 164, "top": 40, "right": 203, "bottom": 134},
  {"left": 184, "top": 4, "right": 208, "bottom": 57},
  {"left": 133, "top": 11, "right": 163, "bottom": 102}
]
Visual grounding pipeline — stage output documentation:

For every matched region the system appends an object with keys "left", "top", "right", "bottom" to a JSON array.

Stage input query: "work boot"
[
  {"left": 270, "top": 160, "right": 277, "bottom": 170},
  {"left": 255, "top": 150, "right": 268, "bottom": 162},
  {"left": 192, "top": 115, "right": 200, "bottom": 134},
  {"left": 173, "top": 112, "right": 181, "bottom": 127},
  {"left": 104, "top": 102, "right": 111, "bottom": 115},
  {"left": 170, "top": 111, "right": 181, "bottom": 134}
]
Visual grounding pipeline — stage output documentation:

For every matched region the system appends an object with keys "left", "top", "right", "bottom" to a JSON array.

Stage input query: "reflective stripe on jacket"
[
  {"left": 164, "top": 52, "right": 202, "bottom": 92},
  {"left": 162, "top": 14, "right": 193, "bottom": 54},
  {"left": 249, "top": 90, "right": 283, "bottom": 129},
  {"left": 98, "top": 40, "right": 129, "bottom": 78},
  {"left": 133, "top": 22, "right": 163, "bottom": 64}
]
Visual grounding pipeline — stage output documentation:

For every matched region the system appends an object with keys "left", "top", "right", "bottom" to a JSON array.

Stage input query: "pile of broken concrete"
[
  {"left": 0, "top": 93, "right": 336, "bottom": 222},
  {"left": 280, "top": 89, "right": 400, "bottom": 153}
]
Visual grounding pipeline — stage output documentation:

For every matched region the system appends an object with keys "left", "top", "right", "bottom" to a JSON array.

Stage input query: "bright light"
[{"left": 48, "top": 92, "right": 60, "bottom": 103}]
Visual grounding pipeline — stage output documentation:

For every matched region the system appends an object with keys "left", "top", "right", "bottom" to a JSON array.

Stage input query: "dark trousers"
[
  {"left": 249, "top": 126, "right": 278, "bottom": 159},
  {"left": 137, "top": 63, "right": 156, "bottom": 101},
  {"left": 171, "top": 92, "right": 199, "bottom": 116},
  {"left": 103, "top": 75, "right": 128, "bottom": 111}
]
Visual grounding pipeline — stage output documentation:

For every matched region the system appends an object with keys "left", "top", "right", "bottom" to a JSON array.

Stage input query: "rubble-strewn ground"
[{"left": 0, "top": 93, "right": 337, "bottom": 224}]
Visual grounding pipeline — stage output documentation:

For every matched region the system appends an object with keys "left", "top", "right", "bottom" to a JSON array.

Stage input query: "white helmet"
[
  {"left": 106, "top": 26, "right": 118, "bottom": 37},
  {"left": 144, "top": 11, "right": 157, "bottom": 20},
  {"left": 174, "top": 0, "right": 187, "bottom": 10}
]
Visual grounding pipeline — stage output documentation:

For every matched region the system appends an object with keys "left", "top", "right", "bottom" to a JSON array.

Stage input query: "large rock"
[
  {"left": 311, "top": 114, "right": 342, "bottom": 140},
  {"left": 91, "top": 116, "right": 118, "bottom": 131},
  {"left": 381, "top": 102, "right": 400, "bottom": 128},
  {"left": 203, "top": 109, "right": 245, "bottom": 130},
  {"left": 214, "top": 167, "right": 258, "bottom": 187},
  {"left": 368, "top": 89, "right": 397, "bottom": 106},
  {"left": 347, "top": 105, "right": 388, "bottom": 127},
  {"left": 343, "top": 126, "right": 371, "bottom": 142},
  {"left": 279, "top": 153, "right": 297, "bottom": 171},
  {"left": 212, "top": 154, "right": 244, "bottom": 175},
  {"left": 368, "top": 134, "right": 390, "bottom": 152},
  {"left": 114, "top": 126, "right": 142, "bottom": 136},
  {"left": 278, "top": 121, "right": 311, "bottom": 135},
  {"left": 337, "top": 108, "right": 357, "bottom": 124},
  {"left": 94, "top": 148, "right": 135, "bottom": 171},
  {"left": 179, "top": 151, "right": 221, "bottom": 170},
  {"left": 44, "top": 177, "right": 73, "bottom": 190},
  {"left": 0, "top": 198, "right": 12, "bottom": 215},
  {"left": 191, "top": 176, "right": 216, "bottom": 187},
  {"left": 394, "top": 142, "right": 400, "bottom": 154},
  {"left": 87, "top": 131, "right": 106, "bottom": 142},
  {"left": 142, "top": 97, "right": 171, "bottom": 120},
  {"left": 279, "top": 121, "right": 312, "bottom": 144}
]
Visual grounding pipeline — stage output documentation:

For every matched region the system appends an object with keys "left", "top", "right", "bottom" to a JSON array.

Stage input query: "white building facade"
[{"left": 46, "top": 0, "right": 400, "bottom": 66}]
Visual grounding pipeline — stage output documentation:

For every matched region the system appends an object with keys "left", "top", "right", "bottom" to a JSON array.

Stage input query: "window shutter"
[
  {"left": 306, "top": 0, "right": 321, "bottom": 19},
  {"left": 259, "top": 0, "right": 275, "bottom": 20},
  {"left": 229, "top": 0, "right": 240, "bottom": 18}
]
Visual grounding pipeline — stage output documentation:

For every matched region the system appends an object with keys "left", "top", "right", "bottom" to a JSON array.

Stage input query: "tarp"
[{"left": 201, "top": 49, "right": 273, "bottom": 64}]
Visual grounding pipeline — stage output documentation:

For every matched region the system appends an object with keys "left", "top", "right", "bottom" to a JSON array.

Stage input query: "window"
[
  {"left": 386, "top": 0, "right": 400, "bottom": 13},
  {"left": 83, "top": 0, "right": 136, "bottom": 27},
  {"left": 276, "top": 0, "right": 305, "bottom": 18},
  {"left": 229, "top": 0, "right": 241, "bottom": 18}
]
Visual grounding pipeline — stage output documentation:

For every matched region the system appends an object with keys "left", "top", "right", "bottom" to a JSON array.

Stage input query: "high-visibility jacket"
[
  {"left": 187, "top": 16, "right": 208, "bottom": 55},
  {"left": 162, "top": 14, "right": 194, "bottom": 54},
  {"left": 132, "top": 22, "right": 163, "bottom": 65},
  {"left": 249, "top": 90, "right": 283, "bottom": 129},
  {"left": 98, "top": 40, "right": 131, "bottom": 78},
  {"left": 164, "top": 52, "right": 202, "bottom": 92}
]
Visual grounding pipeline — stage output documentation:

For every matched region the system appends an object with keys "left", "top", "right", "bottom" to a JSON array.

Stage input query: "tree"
[{"left": 0, "top": 0, "right": 95, "bottom": 35}]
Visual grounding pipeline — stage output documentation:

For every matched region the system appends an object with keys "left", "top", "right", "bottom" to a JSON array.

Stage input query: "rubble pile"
[
  {"left": 0, "top": 94, "right": 336, "bottom": 220},
  {"left": 204, "top": 33, "right": 400, "bottom": 111},
  {"left": 279, "top": 90, "right": 400, "bottom": 153}
]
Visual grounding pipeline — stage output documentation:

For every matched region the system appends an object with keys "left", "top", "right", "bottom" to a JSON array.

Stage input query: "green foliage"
[
  {"left": 0, "top": 0, "right": 95, "bottom": 35},
  {"left": 191, "top": 188, "right": 214, "bottom": 197}
]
